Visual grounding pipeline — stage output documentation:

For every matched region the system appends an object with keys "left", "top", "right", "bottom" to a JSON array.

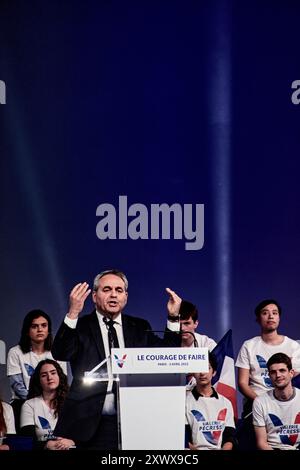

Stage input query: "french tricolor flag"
[{"left": 212, "top": 329, "right": 238, "bottom": 420}]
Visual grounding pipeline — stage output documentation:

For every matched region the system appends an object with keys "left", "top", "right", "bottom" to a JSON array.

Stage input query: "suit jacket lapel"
[
  {"left": 89, "top": 310, "right": 106, "bottom": 359},
  {"left": 122, "top": 314, "right": 135, "bottom": 347}
]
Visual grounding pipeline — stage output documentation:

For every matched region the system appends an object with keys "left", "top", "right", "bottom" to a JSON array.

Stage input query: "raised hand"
[
  {"left": 165, "top": 287, "right": 182, "bottom": 317},
  {"left": 67, "top": 282, "right": 91, "bottom": 319}
]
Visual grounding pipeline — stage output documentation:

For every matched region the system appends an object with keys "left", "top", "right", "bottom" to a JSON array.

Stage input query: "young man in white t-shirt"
[
  {"left": 185, "top": 352, "right": 236, "bottom": 450},
  {"left": 171, "top": 298, "right": 217, "bottom": 390},
  {"left": 176, "top": 299, "right": 217, "bottom": 351},
  {"left": 235, "top": 299, "right": 300, "bottom": 448},
  {"left": 253, "top": 352, "right": 300, "bottom": 450}
]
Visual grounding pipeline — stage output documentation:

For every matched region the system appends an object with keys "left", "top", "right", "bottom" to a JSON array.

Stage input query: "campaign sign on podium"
[
  {"left": 111, "top": 347, "right": 208, "bottom": 374},
  {"left": 111, "top": 347, "right": 208, "bottom": 450}
]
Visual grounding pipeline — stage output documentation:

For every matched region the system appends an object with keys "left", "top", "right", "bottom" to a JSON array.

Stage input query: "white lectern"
[{"left": 111, "top": 347, "right": 208, "bottom": 450}]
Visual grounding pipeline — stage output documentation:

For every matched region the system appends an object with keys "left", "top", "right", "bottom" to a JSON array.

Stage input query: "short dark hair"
[
  {"left": 19, "top": 310, "right": 52, "bottom": 353},
  {"left": 209, "top": 352, "right": 218, "bottom": 372},
  {"left": 267, "top": 352, "right": 292, "bottom": 371},
  {"left": 179, "top": 300, "right": 198, "bottom": 322},
  {"left": 254, "top": 299, "right": 282, "bottom": 318}
]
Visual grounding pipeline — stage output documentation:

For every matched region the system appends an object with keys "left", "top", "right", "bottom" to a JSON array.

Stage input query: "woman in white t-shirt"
[
  {"left": 0, "top": 400, "right": 16, "bottom": 450},
  {"left": 7, "top": 309, "right": 67, "bottom": 431},
  {"left": 20, "top": 359, "right": 74, "bottom": 450}
]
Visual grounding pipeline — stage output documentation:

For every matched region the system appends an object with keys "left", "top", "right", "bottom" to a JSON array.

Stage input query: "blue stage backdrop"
[{"left": 0, "top": 1, "right": 300, "bottom": 414}]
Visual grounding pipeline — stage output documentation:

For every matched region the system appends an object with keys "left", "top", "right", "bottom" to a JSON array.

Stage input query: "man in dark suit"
[{"left": 52, "top": 269, "right": 181, "bottom": 449}]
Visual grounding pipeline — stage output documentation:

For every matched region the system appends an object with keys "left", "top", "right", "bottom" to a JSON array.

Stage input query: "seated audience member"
[
  {"left": 253, "top": 352, "right": 300, "bottom": 450},
  {"left": 7, "top": 309, "right": 67, "bottom": 431},
  {"left": 173, "top": 297, "right": 217, "bottom": 390},
  {"left": 20, "top": 359, "right": 74, "bottom": 450},
  {"left": 178, "top": 299, "right": 217, "bottom": 350},
  {"left": 0, "top": 399, "right": 16, "bottom": 451},
  {"left": 235, "top": 299, "right": 300, "bottom": 449},
  {"left": 185, "top": 352, "right": 236, "bottom": 450}
]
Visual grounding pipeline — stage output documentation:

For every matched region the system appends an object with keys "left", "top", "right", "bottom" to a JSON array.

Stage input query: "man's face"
[
  {"left": 257, "top": 303, "right": 280, "bottom": 332},
  {"left": 180, "top": 317, "right": 198, "bottom": 344},
  {"left": 194, "top": 363, "right": 216, "bottom": 387},
  {"left": 29, "top": 316, "right": 49, "bottom": 344},
  {"left": 268, "top": 362, "right": 294, "bottom": 389},
  {"left": 92, "top": 274, "right": 128, "bottom": 318}
]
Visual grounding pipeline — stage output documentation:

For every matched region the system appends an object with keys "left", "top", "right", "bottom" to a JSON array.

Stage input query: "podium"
[{"left": 111, "top": 347, "right": 208, "bottom": 450}]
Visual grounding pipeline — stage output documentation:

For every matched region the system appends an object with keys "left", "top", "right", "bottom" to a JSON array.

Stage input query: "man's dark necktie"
[
  {"left": 106, "top": 318, "right": 120, "bottom": 351},
  {"left": 104, "top": 317, "right": 120, "bottom": 412}
]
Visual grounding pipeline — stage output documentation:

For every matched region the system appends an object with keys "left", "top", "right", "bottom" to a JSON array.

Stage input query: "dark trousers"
[
  {"left": 236, "top": 399, "right": 257, "bottom": 450},
  {"left": 80, "top": 415, "right": 119, "bottom": 450}
]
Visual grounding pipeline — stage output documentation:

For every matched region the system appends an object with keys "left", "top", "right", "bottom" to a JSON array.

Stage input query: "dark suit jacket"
[{"left": 52, "top": 311, "right": 180, "bottom": 442}]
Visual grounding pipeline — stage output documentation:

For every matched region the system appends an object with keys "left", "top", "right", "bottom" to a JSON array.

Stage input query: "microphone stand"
[
  {"left": 83, "top": 354, "right": 122, "bottom": 449},
  {"left": 145, "top": 329, "right": 198, "bottom": 347}
]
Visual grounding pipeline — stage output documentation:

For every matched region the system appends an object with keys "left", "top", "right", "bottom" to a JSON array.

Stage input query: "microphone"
[
  {"left": 179, "top": 331, "right": 198, "bottom": 347},
  {"left": 83, "top": 355, "right": 111, "bottom": 383},
  {"left": 103, "top": 316, "right": 112, "bottom": 327}
]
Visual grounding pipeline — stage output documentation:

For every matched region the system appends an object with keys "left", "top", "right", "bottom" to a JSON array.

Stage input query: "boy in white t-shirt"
[
  {"left": 253, "top": 352, "right": 300, "bottom": 450},
  {"left": 176, "top": 299, "right": 217, "bottom": 391},
  {"left": 185, "top": 352, "right": 236, "bottom": 450},
  {"left": 178, "top": 300, "right": 217, "bottom": 351}
]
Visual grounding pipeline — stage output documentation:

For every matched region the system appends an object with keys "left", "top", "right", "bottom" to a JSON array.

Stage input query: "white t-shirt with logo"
[
  {"left": 185, "top": 390, "right": 235, "bottom": 450},
  {"left": 194, "top": 333, "right": 217, "bottom": 351},
  {"left": 235, "top": 336, "right": 300, "bottom": 396},
  {"left": 253, "top": 388, "right": 300, "bottom": 450},
  {"left": 20, "top": 396, "right": 57, "bottom": 442},
  {"left": 7, "top": 345, "right": 67, "bottom": 398}
]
